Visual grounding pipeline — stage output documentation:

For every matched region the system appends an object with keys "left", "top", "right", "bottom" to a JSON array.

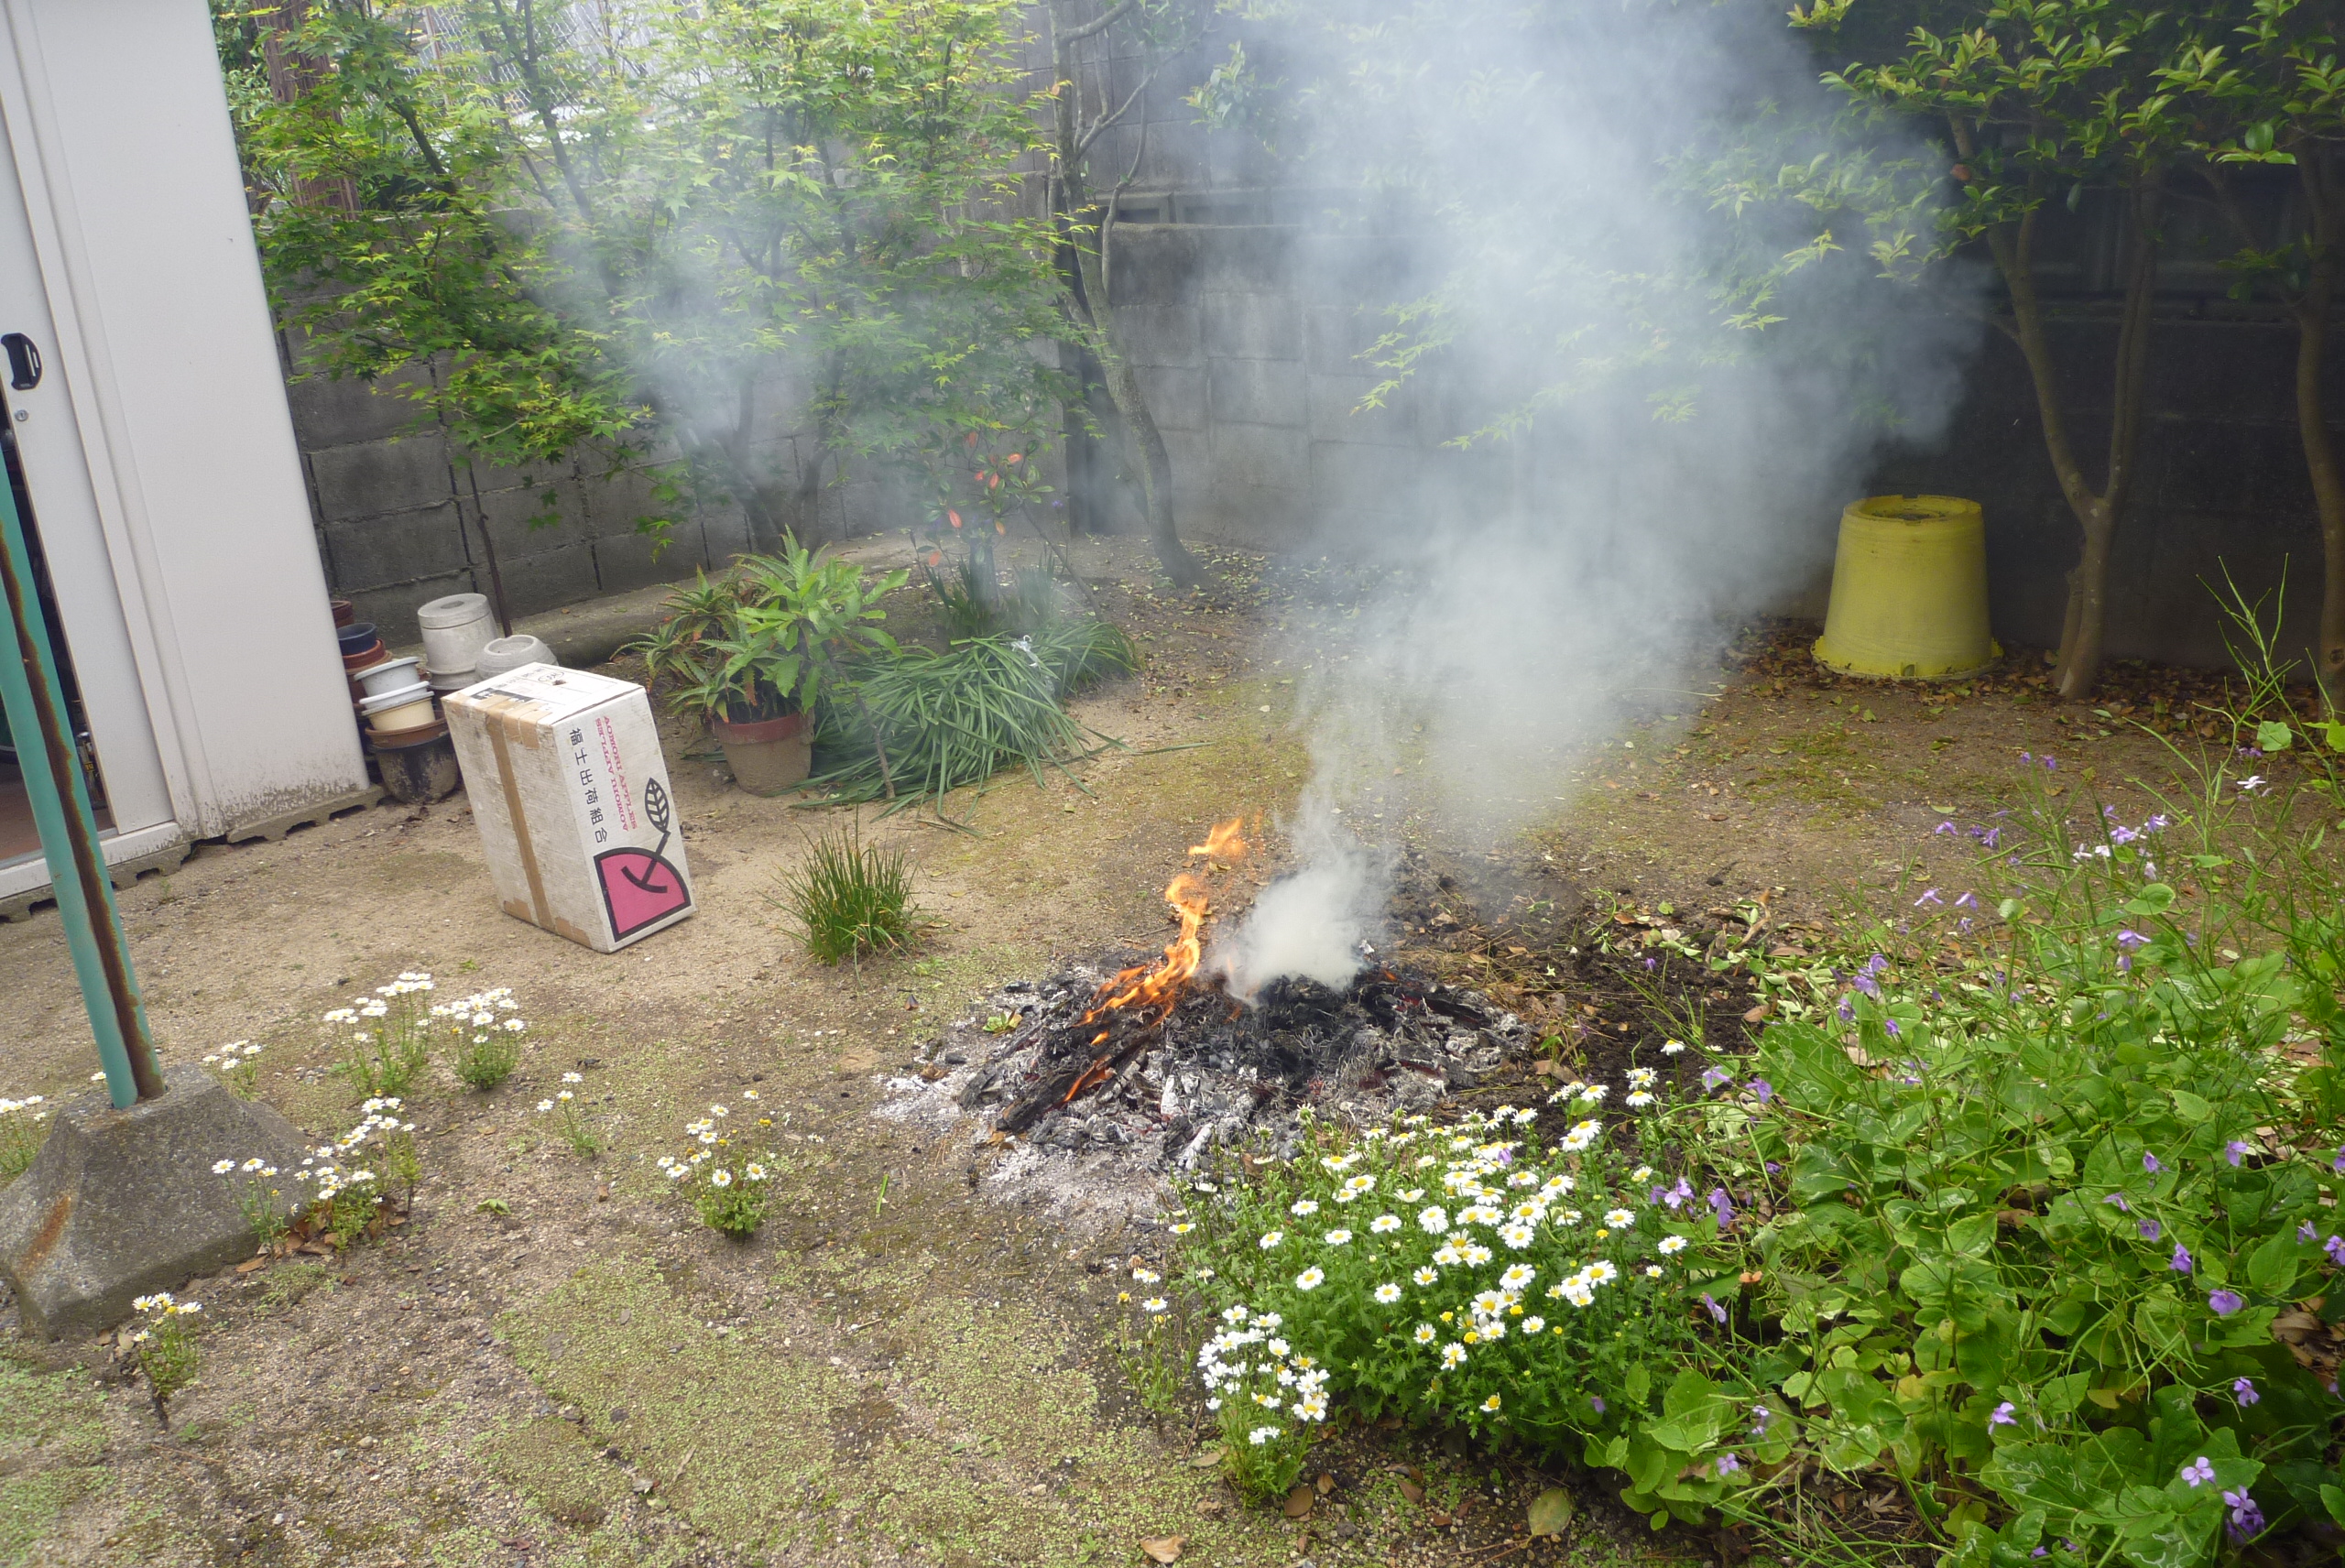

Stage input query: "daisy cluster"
[
  {"left": 322, "top": 972, "right": 439, "bottom": 1095},
  {"left": 1176, "top": 1073, "right": 1711, "bottom": 1448},
  {"left": 658, "top": 1091, "right": 776, "bottom": 1237},
  {"left": 200, "top": 1040, "right": 265, "bottom": 1095},
  {"left": 431, "top": 986, "right": 527, "bottom": 1038}
]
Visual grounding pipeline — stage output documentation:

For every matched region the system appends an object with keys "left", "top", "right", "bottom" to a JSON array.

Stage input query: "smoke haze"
[{"left": 1207, "top": 0, "right": 1979, "bottom": 996}]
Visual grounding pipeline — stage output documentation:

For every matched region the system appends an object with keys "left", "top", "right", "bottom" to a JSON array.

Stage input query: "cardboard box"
[{"left": 443, "top": 664, "right": 694, "bottom": 953}]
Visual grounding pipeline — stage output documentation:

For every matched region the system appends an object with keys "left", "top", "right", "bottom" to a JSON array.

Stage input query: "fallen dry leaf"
[
  {"left": 1399, "top": 1477, "right": 1425, "bottom": 1506},
  {"left": 234, "top": 1257, "right": 267, "bottom": 1274},
  {"left": 1282, "top": 1485, "right": 1314, "bottom": 1519},
  {"left": 1742, "top": 1002, "right": 1772, "bottom": 1023},
  {"left": 1188, "top": 1447, "right": 1225, "bottom": 1469},
  {"left": 1139, "top": 1535, "right": 1185, "bottom": 1563},
  {"left": 1527, "top": 1486, "right": 1576, "bottom": 1538},
  {"left": 1314, "top": 1472, "right": 1335, "bottom": 1496},
  {"left": 1427, "top": 1509, "right": 1453, "bottom": 1527}
]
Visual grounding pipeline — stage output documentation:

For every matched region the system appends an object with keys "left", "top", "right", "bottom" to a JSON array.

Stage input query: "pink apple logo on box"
[{"left": 594, "top": 778, "right": 690, "bottom": 940}]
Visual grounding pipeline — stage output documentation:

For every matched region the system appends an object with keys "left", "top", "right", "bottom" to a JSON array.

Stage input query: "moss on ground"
[
  {"left": 500, "top": 1258, "right": 1288, "bottom": 1566},
  {"left": 0, "top": 1354, "right": 109, "bottom": 1567}
]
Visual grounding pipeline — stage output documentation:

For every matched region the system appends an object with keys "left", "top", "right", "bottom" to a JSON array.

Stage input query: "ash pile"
[{"left": 883, "top": 958, "right": 1527, "bottom": 1219}]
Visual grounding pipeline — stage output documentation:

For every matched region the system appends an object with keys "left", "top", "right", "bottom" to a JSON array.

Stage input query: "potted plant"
[{"left": 629, "top": 539, "right": 905, "bottom": 794}]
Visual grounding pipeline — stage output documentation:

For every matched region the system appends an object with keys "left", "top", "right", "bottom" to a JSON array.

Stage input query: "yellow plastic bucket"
[{"left": 1812, "top": 495, "right": 1999, "bottom": 681}]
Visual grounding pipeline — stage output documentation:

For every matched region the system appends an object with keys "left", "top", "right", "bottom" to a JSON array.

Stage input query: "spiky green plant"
[{"left": 771, "top": 824, "right": 921, "bottom": 965}]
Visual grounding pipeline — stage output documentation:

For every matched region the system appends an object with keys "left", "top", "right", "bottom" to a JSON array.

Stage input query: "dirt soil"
[{"left": 0, "top": 537, "right": 2271, "bottom": 1568}]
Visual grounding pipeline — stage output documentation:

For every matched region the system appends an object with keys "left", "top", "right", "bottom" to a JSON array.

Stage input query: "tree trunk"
[
  {"left": 1045, "top": 0, "right": 1204, "bottom": 590},
  {"left": 2297, "top": 160, "right": 2345, "bottom": 709},
  {"left": 1981, "top": 167, "right": 2161, "bottom": 702},
  {"left": 2053, "top": 174, "right": 2163, "bottom": 701}
]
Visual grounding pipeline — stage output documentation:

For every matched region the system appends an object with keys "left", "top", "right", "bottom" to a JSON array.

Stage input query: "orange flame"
[{"left": 1079, "top": 816, "right": 1251, "bottom": 1030}]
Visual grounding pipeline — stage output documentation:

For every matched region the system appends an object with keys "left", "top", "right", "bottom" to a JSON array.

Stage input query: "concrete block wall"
[{"left": 287, "top": 354, "right": 758, "bottom": 647}]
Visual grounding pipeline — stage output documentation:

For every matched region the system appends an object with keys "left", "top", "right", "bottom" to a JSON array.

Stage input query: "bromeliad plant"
[
  {"left": 629, "top": 540, "right": 906, "bottom": 726},
  {"left": 1174, "top": 1085, "right": 1713, "bottom": 1499}
]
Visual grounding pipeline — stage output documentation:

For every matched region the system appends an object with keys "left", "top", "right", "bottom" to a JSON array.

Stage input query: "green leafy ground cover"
[{"left": 1173, "top": 681, "right": 2345, "bottom": 1566}]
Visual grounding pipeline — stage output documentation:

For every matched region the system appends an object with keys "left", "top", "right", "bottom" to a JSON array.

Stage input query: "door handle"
[{"left": 2, "top": 333, "right": 39, "bottom": 391}]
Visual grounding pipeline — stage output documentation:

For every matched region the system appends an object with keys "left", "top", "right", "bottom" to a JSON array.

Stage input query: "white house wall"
[{"left": 0, "top": 0, "right": 366, "bottom": 839}]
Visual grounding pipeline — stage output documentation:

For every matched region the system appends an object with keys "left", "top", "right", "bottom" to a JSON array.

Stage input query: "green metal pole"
[{"left": 0, "top": 455, "right": 159, "bottom": 1108}]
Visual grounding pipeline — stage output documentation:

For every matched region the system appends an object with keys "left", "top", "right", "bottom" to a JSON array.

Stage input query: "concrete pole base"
[{"left": 0, "top": 1065, "right": 311, "bottom": 1339}]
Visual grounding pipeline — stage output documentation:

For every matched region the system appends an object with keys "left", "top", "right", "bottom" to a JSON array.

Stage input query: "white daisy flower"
[{"left": 1374, "top": 1283, "right": 1402, "bottom": 1303}]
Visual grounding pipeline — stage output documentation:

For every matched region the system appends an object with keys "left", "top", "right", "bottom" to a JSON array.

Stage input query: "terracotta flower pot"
[{"left": 713, "top": 711, "right": 812, "bottom": 796}]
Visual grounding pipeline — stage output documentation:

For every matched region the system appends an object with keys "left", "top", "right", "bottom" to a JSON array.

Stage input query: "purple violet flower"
[
  {"left": 2103, "top": 1193, "right": 2131, "bottom": 1212},
  {"left": 2171, "top": 1242, "right": 2194, "bottom": 1274},
  {"left": 1750, "top": 1405, "right": 1772, "bottom": 1435},
  {"left": 2180, "top": 1455, "right": 2215, "bottom": 1488},
  {"left": 2326, "top": 1234, "right": 2345, "bottom": 1268},
  {"left": 1933, "top": 822, "right": 1957, "bottom": 836},
  {"left": 2143, "top": 1153, "right": 2164, "bottom": 1174},
  {"left": 2225, "top": 1140, "right": 2250, "bottom": 1167},
  {"left": 1701, "top": 1293, "right": 1726, "bottom": 1324},
  {"left": 2138, "top": 1219, "right": 2162, "bottom": 1242},
  {"left": 2301, "top": 1221, "right": 2318, "bottom": 1244},
  {"left": 1914, "top": 888, "right": 1943, "bottom": 909},
  {"left": 1955, "top": 891, "right": 1979, "bottom": 909},
  {"left": 1988, "top": 1401, "right": 2016, "bottom": 1428},
  {"left": 1882, "top": 1018, "right": 1902, "bottom": 1038},
  {"left": 1716, "top": 1453, "right": 1741, "bottom": 1475},
  {"left": 2209, "top": 1289, "right": 2244, "bottom": 1317},
  {"left": 1700, "top": 1067, "right": 1730, "bottom": 1093},
  {"left": 2233, "top": 1377, "right": 2259, "bottom": 1406},
  {"left": 2223, "top": 1489, "right": 2264, "bottom": 1542},
  {"left": 1748, "top": 1078, "right": 1774, "bottom": 1105},
  {"left": 2115, "top": 930, "right": 2147, "bottom": 950},
  {"left": 1836, "top": 995, "right": 1855, "bottom": 1022},
  {"left": 1708, "top": 1188, "right": 1737, "bottom": 1228},
  {"left": 1591, "top": 1396, "right": 1606, "bottom": 1413},
  {"left": 1980, "top": 827, "right": 2001, "bottom": 848}
]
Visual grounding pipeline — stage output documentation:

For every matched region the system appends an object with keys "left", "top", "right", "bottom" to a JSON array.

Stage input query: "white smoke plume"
[{"left": 1207, "top": 0, "right": 1980, "bottom": 995}]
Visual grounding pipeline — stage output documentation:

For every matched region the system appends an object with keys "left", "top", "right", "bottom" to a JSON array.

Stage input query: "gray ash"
[{"left": 880, "top": 957, "right": 1527, "bottom": 1223}]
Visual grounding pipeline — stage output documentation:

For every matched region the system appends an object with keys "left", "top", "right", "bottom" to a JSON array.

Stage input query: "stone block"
[
  {"left": 466, "top": 482, "right": 582, "bottom": 561},
  {"left": 308, "top": 434, "right": 456, "bottom": 522},
  {"left": 1214, "top": 422, "right": 1308, "bottom": 493},
  {"left": 1209, "top": 357, "right": 1306, "bottom": 430},
  {"left": 1203, "top": 291, "right": 1300, "bottom": 362},
  {"left": 1308, "top": 374, "right": 1416, "bottom": 448},
  {"left": 1305, "top": 305, "right": 1383, "bottom": 376},
  {"left": 284, "top": 369, "right": 425, "bottom": 451},
  {"left": 496, "top": 545, "right": 602, "bottom": 619},
  {"left": 353, "top": 575, "right": 472, "bottom": 647},
  {"left": 578, "top": 467, "right": 665, "bottom": 539},
  {"left": 322, "top": 503, "right": 470, "bottom": 593},
  {"left": 0, "top": 1067, "right": 310, "bottom": 1338},
  {"left": 594, "top": 528, "right": 698, "bottom": 596},
  {"left": 1118, "top": 304, "right": 1204, "bottom": 369},
  {"left": 1137, "top": 366, "right": 1206, "bottom": 432},
  {"left": 1107, "top": 226, "right": 1205, "bottom": 310}
]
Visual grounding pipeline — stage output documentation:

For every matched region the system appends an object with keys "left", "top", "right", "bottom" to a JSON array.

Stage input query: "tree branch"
[{"left": 1060, "top": 0, "right": 1138, "bottom": 45}]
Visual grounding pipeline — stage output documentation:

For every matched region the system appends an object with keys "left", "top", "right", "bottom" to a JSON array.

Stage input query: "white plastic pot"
[
  {"left": 474, "top": 634, "right": 556, "bottom": 679},
  {"left": 359, "top": 681, "right": 436, "bottom": 734},
  {"left": 417, "top": 593, "right": 496, "bottom": 678},
  {"left": 354, "top": 655, "right": 423, "bottom": 700}
]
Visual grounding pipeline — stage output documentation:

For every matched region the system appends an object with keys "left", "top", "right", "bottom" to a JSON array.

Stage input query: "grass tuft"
[{"left": 771, "top": 823, "right": 921, "bottom": 965}]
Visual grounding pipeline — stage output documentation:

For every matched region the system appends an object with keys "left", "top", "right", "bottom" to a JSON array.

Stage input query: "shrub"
[
  {"left": 1174, "top": 1083, "right": 1709, "bottom": 1498},
  {"left": 1619, "top": 691, "right": 2345, "bottom": 1560},
  {"left": 772, "top": 825, "right": 920, "bottom": 964}
]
